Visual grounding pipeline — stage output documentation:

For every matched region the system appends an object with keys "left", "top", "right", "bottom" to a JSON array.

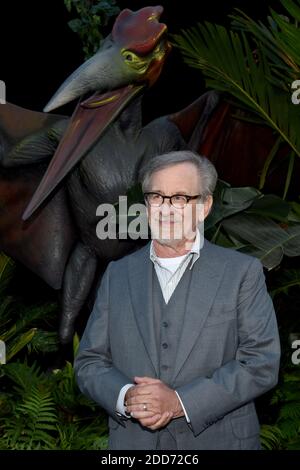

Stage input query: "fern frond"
[
  {"left": 260, "top": 424, "right": 284, "bottom": 450},
  {"left": 3, "top": 361, "right": 45, "bottom": 396},
  {"left": 0, "top": 253, "right": 15, "bottom": 297},
  {"left": 278, "top": 402, "right": 300, "bottom": 421},
  {"left": 3, "top": 386, "right": 57, "bottom": 450},
  {"left": 277, "top": 418, "right": 300, "bottom": 441}
]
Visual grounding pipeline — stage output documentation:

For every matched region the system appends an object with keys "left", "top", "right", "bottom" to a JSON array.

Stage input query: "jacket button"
[
  {"left": 162, "top": 321, "right": 168, "bottom": 327},
  {"left": 162, "top": 343, "right": 168, "bottom": 349},
  {"left": 161, "top": 365, "right": 168, "bottom": 370}
]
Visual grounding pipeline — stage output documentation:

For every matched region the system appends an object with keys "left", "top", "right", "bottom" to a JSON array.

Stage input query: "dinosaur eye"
[
  {"left": 122, "top": 49, "right": 147, "bottom": 72},
  {"left": 122, "top": 50, "right": 138, "bottom": 63}
]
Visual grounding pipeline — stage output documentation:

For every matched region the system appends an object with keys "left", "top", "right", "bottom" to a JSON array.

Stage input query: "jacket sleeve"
[
  {"left": 176, "top": 258, "right": 281, "bottom": 437},
  {"left": 74, "top": 261, "right": 132, "bottom": 425}
]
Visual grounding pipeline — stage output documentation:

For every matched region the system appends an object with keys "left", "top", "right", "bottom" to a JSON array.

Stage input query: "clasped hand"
[{"left": 124, "top": 376, "right": 184, "bottom": 430}]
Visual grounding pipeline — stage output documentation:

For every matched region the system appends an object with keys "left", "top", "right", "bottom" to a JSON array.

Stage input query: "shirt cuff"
[
  {"left": 175, "top": 390, "right": 190, "bottom": 423},
  {"left": 116, "top": 383, "right": 134, "bottom": 417}
]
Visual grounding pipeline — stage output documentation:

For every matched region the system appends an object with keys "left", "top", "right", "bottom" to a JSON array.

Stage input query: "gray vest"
[
  {"left": 151, "top": 260, "right": 194, "bottom": 449},
  {"left": 152, "top": 259, "right": 193, "bottom": 386}
]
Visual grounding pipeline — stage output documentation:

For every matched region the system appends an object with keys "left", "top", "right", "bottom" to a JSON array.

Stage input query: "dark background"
[{"left": 0, "top": 0, "right": 280, "bottom": 121}]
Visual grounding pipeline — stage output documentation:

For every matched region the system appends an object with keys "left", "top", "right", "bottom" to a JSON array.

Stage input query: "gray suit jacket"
[{"left": 74, "top": 239, "right": 281, "bottom": 450}]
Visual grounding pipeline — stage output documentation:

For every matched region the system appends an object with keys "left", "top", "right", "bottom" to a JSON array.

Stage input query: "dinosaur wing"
[
  {"left": 168, "top": 92, "right": 299, "bottom": 195},
  {"left": 0, "top": 103, "right": 77, "bottom": 289},
  {"left": 166, "top": 90, "right": 221, "bottom": 150}
]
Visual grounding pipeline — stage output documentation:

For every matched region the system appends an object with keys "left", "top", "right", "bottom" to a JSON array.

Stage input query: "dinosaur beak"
[
  {"left": 43, "top": 40, "right": 129, "bottom": 113},
  {"left": 22, "top": 84, "right": 144, "bottom": 220}
]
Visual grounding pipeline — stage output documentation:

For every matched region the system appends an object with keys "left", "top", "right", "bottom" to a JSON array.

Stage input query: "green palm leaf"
[
  {"left": 5, "top": 329, "right": 37, "bottom": 362},
  {"left": 0, "top": 253, "right": 15, "bottom": 298},
  {"left": 172, "top": 15, "right": 300, "bottom": 158},
  {"left": 271, "top": 3, "right": 300, "bottom": 69},
  {"left": 231, "top": 3, "right": 300, "bottom": 78}
]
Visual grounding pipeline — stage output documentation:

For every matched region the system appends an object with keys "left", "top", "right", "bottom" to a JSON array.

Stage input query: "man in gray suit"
[{"left": 74, "top": 150, "right": 281, "bottom": 450}]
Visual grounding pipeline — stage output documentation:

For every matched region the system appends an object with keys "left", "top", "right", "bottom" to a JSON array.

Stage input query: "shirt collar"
[{"left": 150, "top": 227, "right": 201, "bottom": 270}]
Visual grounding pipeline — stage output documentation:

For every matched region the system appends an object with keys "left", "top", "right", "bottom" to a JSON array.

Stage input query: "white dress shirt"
[{"left": 116, "top": 229, "right": 202, "bottom": 423}]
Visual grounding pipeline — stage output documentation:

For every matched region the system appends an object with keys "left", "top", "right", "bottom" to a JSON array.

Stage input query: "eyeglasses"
[{"left": 144, "top": 192, "right": 202, "bottom": 209}]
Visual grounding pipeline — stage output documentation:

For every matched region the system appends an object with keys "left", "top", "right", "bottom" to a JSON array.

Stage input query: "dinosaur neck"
[{"left": 116, "top": 95, "right": 143, "bottom": 136}]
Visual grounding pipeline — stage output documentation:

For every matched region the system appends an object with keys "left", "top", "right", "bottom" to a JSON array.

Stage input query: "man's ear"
[{"left": 203, "top": 195, "right": 213, "bottom": 219}]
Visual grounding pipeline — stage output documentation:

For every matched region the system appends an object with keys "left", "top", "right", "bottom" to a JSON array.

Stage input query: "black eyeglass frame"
[{"left": 143, "top": 192, "right": 202, "bottom": 208}]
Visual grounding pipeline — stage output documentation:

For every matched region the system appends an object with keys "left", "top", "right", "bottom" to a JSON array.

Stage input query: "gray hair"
[{"left": 138, "top": 150, "right": 218, "bottom": 199}]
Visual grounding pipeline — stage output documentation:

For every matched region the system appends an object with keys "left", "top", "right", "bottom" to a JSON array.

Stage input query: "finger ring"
[{"left": 143, "top": 403, "right": 147, "bottom": 411}]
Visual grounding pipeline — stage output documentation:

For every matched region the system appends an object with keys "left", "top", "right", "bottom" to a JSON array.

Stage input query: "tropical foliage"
[
  {"left": 205, "top": 180, "right": 300, "bottom": 270},
  {"left": 0, "top": 357, "right": 108, "bottom": 450},
  {"left": 172, "top": 0, "right": 300, "bottom": 197},
  {"left": 260, "top": 367, "right": 300, "bottom": 449},
  {"left": 64, "top": 0, "right": 120, "bottom": 59},
  {"left": 0, "top": 254, "right": 109, "bottom": 450},
  {"left": 0, "top": 253, "right": 59, "bottom": 363}
]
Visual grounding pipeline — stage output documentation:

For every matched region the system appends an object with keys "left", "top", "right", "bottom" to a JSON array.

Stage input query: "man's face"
[{"left": 145, "top": 162, "right": 213, "bottom": 247}]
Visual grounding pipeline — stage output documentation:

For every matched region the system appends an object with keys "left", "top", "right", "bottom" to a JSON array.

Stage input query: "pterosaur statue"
[{"left": 0, "top": 6, "right": 219, "bottom": 343}]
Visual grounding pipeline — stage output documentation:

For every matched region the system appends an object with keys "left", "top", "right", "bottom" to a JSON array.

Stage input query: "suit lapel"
[
  {"left": 171, "top": 240, "right": 228, "bottom": 383},
  {"left": 127, "top": 243, "right": 159, "bottom": 376}
]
